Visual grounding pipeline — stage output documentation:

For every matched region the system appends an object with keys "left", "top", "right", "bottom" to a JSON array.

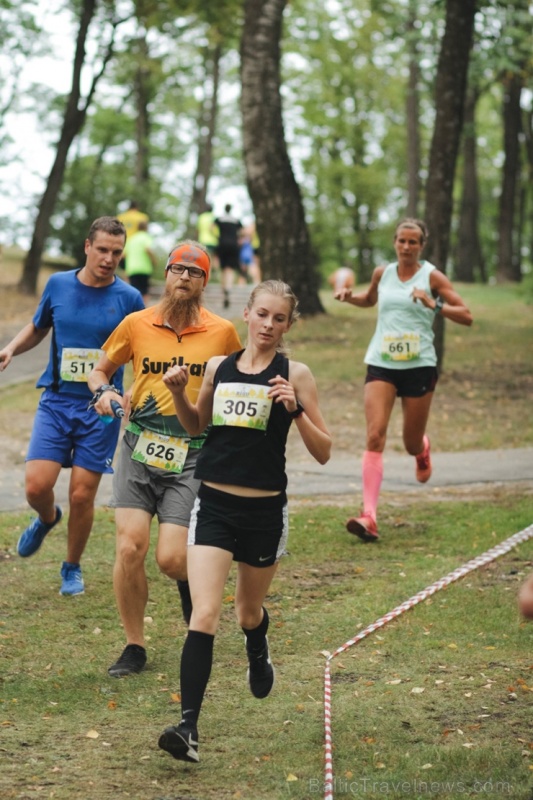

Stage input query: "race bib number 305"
[
  {"left": 60, "top": 347, "right": 103, "bottom": 382},
  {"left": 212, "top": 382, "right": 272, "bottom": 430},
  {"left": 131, "top": 430, "right": 189, "bottom": 473},
  {"left": 381, "top": 333, "right": 421, "bottom": 362}
]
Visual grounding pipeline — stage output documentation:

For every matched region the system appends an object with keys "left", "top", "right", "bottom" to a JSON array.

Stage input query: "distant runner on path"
[{"left": 335, "top": 217, "right": 473, "bottom": 543}]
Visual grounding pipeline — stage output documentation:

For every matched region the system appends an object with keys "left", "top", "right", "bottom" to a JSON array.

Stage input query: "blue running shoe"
[
  {"left": 17, "top": 505, "right": 63, "bottom": 558},
  {"left": 60, "top": 562, "right": 85, "bottom": 596}
]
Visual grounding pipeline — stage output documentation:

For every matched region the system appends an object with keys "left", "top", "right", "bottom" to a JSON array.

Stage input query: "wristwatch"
[
  {"left": 288, "top": 401, "right": 305, "bottom": 419},
  {"left": 433, "top": 296, "right": 444, "bottom": 314},
  {"left": 88, "top": 383, "right": 122, "bottom": 409}
]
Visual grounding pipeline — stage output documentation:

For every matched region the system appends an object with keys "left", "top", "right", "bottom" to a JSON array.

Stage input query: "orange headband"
[{"left": 166, "top": 243, "right": 211, "bottom": 286}]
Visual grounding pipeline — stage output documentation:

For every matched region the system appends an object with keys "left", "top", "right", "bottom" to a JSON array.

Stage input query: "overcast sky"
[{"left": 0, "top": 6, "right": 253, "bottom": 252}]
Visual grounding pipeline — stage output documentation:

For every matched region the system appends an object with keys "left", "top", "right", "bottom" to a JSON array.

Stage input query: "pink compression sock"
[{"left": 362, "top": 451, "right": 383, "bottom": 521}]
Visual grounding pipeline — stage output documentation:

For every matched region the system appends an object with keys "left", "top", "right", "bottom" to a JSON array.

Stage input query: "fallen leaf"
[
  {"left": 170, "top": 693, "right": 181, "bottom": 703},
  {"left": 93, "top": 627, "right": 102, "bottom": 635},
  {"left": 448, "top": 643, "right": 458, "bottom": 650},
  {"left": 107, "top": 701, "right": 117, "bottom": 710},
  {"left": 376, "top": 762, "right": 386, "bottom": 769},
  {"left": 463, "top": 743, "right": 475, "bottom": 748},
  {"left": 286, "top": 773, "right": 298, "bottom": 782},
  {"left": 421, "top": 764, "right": 433, "bottom": 770},
  {"left": 387, "top": 679, "right": 402, "bottom": 685},
  {"left": 411, "top": 687, "right": 425, "bottom": 695},
  {"left": 86, "top": 730, "right": 99, "bottom": 739}
]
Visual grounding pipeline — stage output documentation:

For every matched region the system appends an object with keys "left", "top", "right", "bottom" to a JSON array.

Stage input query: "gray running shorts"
[{"left": 111, "top": 429, "right": 201, "bottom": 526}]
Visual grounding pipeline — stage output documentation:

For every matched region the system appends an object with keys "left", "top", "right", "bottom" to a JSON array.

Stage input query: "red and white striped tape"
[{"left": 323, "top": 523, "right": 533, "bottom": 800}]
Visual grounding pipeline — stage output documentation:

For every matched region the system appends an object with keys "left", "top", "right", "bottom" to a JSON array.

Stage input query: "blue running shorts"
[{"left": 26, "top": 390, "right": 120, "bottom": 474}]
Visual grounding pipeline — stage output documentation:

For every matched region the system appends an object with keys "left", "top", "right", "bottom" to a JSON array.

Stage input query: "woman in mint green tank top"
[{"left": 334, "top": 218, "right": 473, "bottom": 544}]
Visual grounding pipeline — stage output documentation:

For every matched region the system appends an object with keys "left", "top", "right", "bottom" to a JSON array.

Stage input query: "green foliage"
[{"left": 1, "top": 0, "right": 532, "bottom": 286}]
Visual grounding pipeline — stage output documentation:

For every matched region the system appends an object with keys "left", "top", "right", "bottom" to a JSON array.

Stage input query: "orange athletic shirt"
[{"left": 102, "top": 305, "right": 242, "bottom": 441}]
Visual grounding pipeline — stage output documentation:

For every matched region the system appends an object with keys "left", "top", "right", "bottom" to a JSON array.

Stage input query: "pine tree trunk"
[
  {"left": 240, "top": 0, "right": 323, "bottom": 314},
  {"left": 423, "top": 0, "right": 477, "bottom": 369},
  {"left": 19, "top": 0, "right": 115, "bottom": 295},
  {"left": 406, "top": 1, "right": 421, "bottom": 218},
  {"left": 496, "top": 72, "right": 523, "bottom": 282},
  {"left": 188, "top": 43, "right": 222, "bottom": 232},
  {"left": 134, "top": 33, "right": 151, "bottom": 204},
  {"left": 455, "top": 89, "right": 486, "bottom": 282}
]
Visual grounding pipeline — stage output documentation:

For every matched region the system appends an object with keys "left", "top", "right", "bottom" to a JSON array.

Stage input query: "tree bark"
[
  {"left": 496, "top": 71, "right": 523, "bottom": 282},
  {"left": 455, "top": 88, "right": 486, "bottom": 282},
  {"left": 240, "top": 0, "right": 323, "bottom": 315},
  {"left": 19, "top": 0, "right": 116, "bottom": 295},
  {"left": 134, "top": 33, "right": 151, "bottom": 202},
  {"left": 423, "top": 0, "right": 477, "bottom": 369},
  {"left": 406, "top": 1, "right": 421, "bottom": 218},
  {"left": 188, "top": 42, "right": 222, "bottom": 232}
]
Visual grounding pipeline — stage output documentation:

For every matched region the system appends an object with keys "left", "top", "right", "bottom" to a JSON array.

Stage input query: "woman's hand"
[
  {"left": 411, "top": 288, "right": 435, "bottom": 309},
  {"left": 334, "top": 287, "right": 353, "bottom": 302},
  {"left": 162, "top": 365, "right": 189, "bottom": 394},
  {"left": 268, "top": 374, "right": 299, "bottom": 414}
]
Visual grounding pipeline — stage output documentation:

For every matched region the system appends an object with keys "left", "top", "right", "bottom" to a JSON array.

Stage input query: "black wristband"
[
  {"left": 88, "top": 383, "right": 122, "bottom": 410},
  {"left": 434, "top": 296, "right": 444, "bottom": 314},
  {"left": 288, "top": 401, "right": 305, "bottom": 419}
]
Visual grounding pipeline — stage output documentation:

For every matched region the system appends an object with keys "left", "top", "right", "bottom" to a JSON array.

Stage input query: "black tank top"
[{"left": 194, "top": 350, "right": 293, "bottom": 491}]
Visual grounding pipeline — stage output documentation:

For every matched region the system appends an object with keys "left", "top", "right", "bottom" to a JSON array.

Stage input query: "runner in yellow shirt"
[{"left": 88, "top": 241, "right": 242, "bottom": 677}]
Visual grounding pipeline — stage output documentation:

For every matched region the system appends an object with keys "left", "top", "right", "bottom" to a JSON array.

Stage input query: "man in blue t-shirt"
[{"left": 0, "top": 217, "right": 144, "bottom": 596}]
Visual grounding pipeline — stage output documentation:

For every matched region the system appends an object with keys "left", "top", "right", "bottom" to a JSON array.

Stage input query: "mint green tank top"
[{"left": 364, "top": 261, "right": 437, "bottom": 369}]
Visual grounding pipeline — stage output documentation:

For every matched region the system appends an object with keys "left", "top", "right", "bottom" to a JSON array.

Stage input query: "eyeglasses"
[{"left": 166, "top": 263, "right": 205, "bottom": 279}]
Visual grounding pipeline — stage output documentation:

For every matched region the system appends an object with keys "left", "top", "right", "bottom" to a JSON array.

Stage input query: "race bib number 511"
[
  {"left": 212, "top": 382, "right": 272, "bottom": 430},
  {"left": 60, "top": 347, "right": 103, "bottom": 382}
]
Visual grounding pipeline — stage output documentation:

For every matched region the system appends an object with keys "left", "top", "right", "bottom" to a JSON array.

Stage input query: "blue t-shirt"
[{"left": 33, "top": 269, "right": 144, "bottom": 398}]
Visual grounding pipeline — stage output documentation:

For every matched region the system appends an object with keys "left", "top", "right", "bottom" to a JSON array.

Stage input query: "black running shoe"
[
  {"left": 158, "top": 723, "right": 199, "bottom": 763},
  {"left": 246, "top": 636, "right": 275, "bottom": 699},
  {"left": 176, "top": 580, "right": 192, "bottom": 625},
  {"left": 108, "top": 644, "right": 147, "bottom": 677}
]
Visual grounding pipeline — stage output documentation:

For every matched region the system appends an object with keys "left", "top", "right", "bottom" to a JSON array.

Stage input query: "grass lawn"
[
  {"left": 1, "top": 279, "right": 532, "bottom": 799},
  {"left": 1, "top": 498, "right": 532, "bottom": 799}
]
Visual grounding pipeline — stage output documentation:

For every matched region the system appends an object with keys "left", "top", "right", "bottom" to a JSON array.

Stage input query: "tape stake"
[{"left": 323, "top": 523, "right": 533, "bottom": 800}]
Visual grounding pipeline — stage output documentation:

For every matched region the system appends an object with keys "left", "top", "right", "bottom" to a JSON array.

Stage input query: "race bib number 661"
[{"left": 381, "top": 332, "right": 420, "bottom": 362}]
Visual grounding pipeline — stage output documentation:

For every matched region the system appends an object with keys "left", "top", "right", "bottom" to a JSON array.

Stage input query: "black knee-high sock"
[
  {"left": 180, "top": 630, "right": 214, "bottom": 729},
  {"left": 176, "top": 579, "right": 192, "bottom": 625},
  {"left": 242, "top": 607, "right": 269, "bottom": 652}
]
